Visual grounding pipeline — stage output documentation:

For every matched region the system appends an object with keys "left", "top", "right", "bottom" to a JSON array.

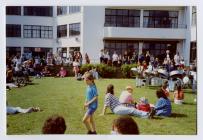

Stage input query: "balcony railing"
[
  {"left": 143, "top": 22, "right": 187, "bottom": 29},
  {"left": 104, "top": 22, "right": 187, "bottom": 29}
]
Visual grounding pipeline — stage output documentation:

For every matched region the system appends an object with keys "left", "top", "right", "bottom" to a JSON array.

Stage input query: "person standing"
[
  {"left": 99, "top": 49, "right": 104, "bottom": 64},
  {"left": 112, "top": 51, "right": 119, "bottom": 67},
  {"left": 82, "top": 72, "right": 98, "bottom": 134},
  {"left": 85, "top": 53, "right": 90, "bottom": 64},
  {"left": 174, "top": 52, "right": 180, "bottom": 67},
  {"left": 145, "top": 51, "right": 150, "bottom": 65}
]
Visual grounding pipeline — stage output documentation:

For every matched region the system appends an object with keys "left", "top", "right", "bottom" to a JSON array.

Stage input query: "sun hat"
[{"left": 126, "top": 85, "right": 133, "bottom": 90}]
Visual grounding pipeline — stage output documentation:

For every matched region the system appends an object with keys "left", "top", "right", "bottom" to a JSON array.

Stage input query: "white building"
[{"left": 6, "top": 6, "right": 196, "bottom": 65}]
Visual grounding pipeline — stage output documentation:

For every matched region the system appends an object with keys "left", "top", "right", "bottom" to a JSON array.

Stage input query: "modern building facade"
[{"left": 6, "top": 6, "right": 197, "bottom": 65}]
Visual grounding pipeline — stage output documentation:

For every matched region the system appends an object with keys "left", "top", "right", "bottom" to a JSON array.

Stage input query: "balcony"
[{"left": 103, "top": 24, "right": 187, "bottom": 40}]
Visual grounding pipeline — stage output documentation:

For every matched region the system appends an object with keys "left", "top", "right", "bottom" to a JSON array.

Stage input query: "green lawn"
[{"left": 7, "top": 77, "right": 197, "bottom": 135}]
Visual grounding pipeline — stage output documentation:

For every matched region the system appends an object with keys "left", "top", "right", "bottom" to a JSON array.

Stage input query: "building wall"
[
  {"left": 82, "top": 6, "right": 105, "bottom": 63},
  {"left": 6, "top": 6, "right": 195, "bottom": 65},
  {"left": 56, "top": 8, "right": 82, "bottom": 54},
  {"left": 6, "top": 7, "right": 56, "bottom": 54}
]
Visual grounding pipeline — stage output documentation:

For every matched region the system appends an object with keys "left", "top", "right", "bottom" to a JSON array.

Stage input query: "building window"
[
  {"left": 6, "top": 6, "right": 21, "bottom": 15},
  {"left": 24, "top": 25, "right": 53, "bottom": 38},
  {"left": 104, "top": 40, "right": 139, "bottom": 57},
  {"left": 105, "top": 9, "right": 140, "bottom": 27},
  {"left": 24, "top": 6, "right": 53, "bottom": 17},
  {"left": 57, "top": 25, "right": 67, "bottom": 38},
  {"left": 6, "top": 24, "right": 21, "bottom": 37},
  {"left": 6, "top": 47, "right": 21, "bottom": 57},
  {"left": 143, "top": 10, "right": 179, "bottom": 28},
  {"left": 69, "top": 6, "right": 81, "bottom": 14},
  {"left": 69, "top": 23, "right": 80, "bottom": 36},
  {"left": 143, "top": 41, "right": 177, "bottom": 62},
  {"left": 57, "top": 6, "right": 67, "bottom": 15},
  {"left": 190, "top": 42, "right": 196, "bottom": 63},
  {"left": 192, "top": 6, "right": 196, "bottom": 25}
]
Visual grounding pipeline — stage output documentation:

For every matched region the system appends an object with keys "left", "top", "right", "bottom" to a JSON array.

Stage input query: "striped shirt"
[{"left": 104, "top": 93, "right": 121, "bottom": 112}]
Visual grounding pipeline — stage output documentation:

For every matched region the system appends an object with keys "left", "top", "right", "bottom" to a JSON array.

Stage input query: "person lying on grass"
[
  {"left": 100, "top": 84, "right": 154, "bottom": 119},
  {"left": 7, "top": 106, "right": 41, "bottom": 115}
]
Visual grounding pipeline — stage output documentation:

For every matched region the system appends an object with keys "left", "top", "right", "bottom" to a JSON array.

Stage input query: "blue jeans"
[
  {"left": 7, "top": 106, "right": 33, "bottom": 114},
  {"left": 113, "top": 105, "right": 149, "bottom": 118}
]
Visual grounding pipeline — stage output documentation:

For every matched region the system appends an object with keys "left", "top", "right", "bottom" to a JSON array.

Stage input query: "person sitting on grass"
[
  {"left": 42, "top": 115, "right": 66, "bottom": 134},
  {"left": 111, "top": 116, "right": 139, "bottom": 135},
  {"left": 41, "top": 66, "right": 52, "bottom": 77},
  {"left": 100, "top": 84, "right": 154, "bottom": 119},
  {"left": 173, "top": 85, "right": 184, "bottom": 105},
  {"left": 136, "top": 97, "right": 151, "bottom": 112},
  {"left": 150, "top": 89, "right": 172, "bottom": 117},
  {"left": 7, "top": 106, "right": 41, "bottom": 115},
  {"left": 119, "top": 86, "right": 136, "bottom": 107},
  {"left": 55, "top": 67, "right": 67, "bottom": 78}
]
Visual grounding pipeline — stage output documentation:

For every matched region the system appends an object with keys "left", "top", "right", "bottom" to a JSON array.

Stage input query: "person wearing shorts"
[{"left": 82, "top": 72, "right": 98, "bottom": 134}]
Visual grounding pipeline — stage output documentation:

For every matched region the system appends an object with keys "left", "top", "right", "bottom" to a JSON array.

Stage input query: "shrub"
[
  {"left": 80, "top": 64, "right": 116, "bottom": 78},
  {"left": 121, "top": 64, "right": 137, "bottom": 78}
]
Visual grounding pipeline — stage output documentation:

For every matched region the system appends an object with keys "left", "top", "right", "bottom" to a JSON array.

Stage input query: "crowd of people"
[{"left": 6, "top": 49, "right": 197, "bottom": 135}]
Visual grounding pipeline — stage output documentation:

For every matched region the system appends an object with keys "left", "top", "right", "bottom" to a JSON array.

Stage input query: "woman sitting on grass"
[
  {"left": 173, "top": 85, "right": 184, "bottom": 105},
  {"left": 150, "top": 89, "right": 172, "bottom": 117},
  {"left": 100, "top": 84, "right": 153, "bottom": 119},
  {"left": 119, "top": 86, "right": 135, "bottom": 107}
]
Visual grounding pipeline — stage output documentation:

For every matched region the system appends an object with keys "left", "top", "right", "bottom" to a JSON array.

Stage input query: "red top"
[{"left": 137, "top": 104, "right": 151, "bottom": 112}]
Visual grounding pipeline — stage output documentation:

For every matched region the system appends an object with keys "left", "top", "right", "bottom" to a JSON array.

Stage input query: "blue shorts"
[{"left": 86, "top": 108, "right": 97, "bottom": 115}]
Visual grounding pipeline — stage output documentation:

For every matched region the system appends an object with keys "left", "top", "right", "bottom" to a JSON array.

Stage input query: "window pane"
[
  {"left": 69, "top": 23, "right": 80, "bottom": 36},
  {"left": 6, "top": 6, "right": 21, "bottom": 15},
  {"left": 6, "top": 24, "right": 21, "bottom": 37}
]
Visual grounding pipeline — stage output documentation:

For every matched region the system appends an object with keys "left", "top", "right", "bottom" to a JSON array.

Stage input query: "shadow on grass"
[
  {"left": 170, "top": 113, "right": 187, "bottom": 118},
  {"left": 183, "top": 89, "right": 197, "bottom": 95},
  {"left": 183, "top": 102, "right": 196, "bottom": 105},
  {"left": 151, "top": 117, "right": 164, "bottom": 120},
  {"left": 105, "top": 113, "right": 115, "bottom": 116},
  {"left": 27, "top": 83, "right": 39, "bottom": 86}
]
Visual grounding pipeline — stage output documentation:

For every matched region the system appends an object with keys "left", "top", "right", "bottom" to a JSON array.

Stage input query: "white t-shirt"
[
  {"left": 112, "top": 53, "right": 119, "bottom": 62},
  {"left": 119, "top": 91, "right": 133, "bottom": 104},
  {"left": 174, "top": 54, "right": 180, "bottom": 65}
]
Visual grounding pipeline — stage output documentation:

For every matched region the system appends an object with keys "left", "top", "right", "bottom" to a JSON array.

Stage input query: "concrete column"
[
  {"left": 183, "top": 6, "right": 192, "bottom": 66},
  {"left": 21, "top": 6, "right": 23, "bottom": 16},
  {"left": 140, "top": 9, "right": 144, "bottom": 28},
  {"left": 176, "top": 41, "right": 183, "bottom": 55},
  {"left": 138, "top": 42, "right": 143, "bottom": 55},
  {"left": 53, "top": 6, "right": 58, "bottom": 55},
  {"left": 21, "top": 46, "right": 24, "bottom": 56}
]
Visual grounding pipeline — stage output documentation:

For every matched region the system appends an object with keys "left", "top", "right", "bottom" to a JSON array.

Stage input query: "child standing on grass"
[{"left": 82, "top": 72, "right": 98, "bottom": 134}]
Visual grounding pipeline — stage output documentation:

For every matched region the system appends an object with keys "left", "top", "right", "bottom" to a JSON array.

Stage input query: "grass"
[{"left": 7, "top": 77, "right": 197, "bottom": 135}]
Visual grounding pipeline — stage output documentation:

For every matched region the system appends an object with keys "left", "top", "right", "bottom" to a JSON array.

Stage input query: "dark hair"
[
  {"left": 177, "top": 85, "right": 182, "bottom": 92},
  {"left": 113, "top": 116, "right": 139, "bottom": 134},
  {"left": 162, "top": 80, "right": 168, "bottom": 88},
  {"left": 106, "top": 84, "right": 114, "bottom": 95},
  {"left": 42, "top": 115, "right": 66, "bottom": 134},
  {"left": 156, "top": 89, "right": 167, "bottom": 99}
]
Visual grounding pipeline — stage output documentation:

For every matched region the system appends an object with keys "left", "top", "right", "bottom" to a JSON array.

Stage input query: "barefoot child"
[{"left": 82, "top": 72, "right": 98, "bottom": 134}]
